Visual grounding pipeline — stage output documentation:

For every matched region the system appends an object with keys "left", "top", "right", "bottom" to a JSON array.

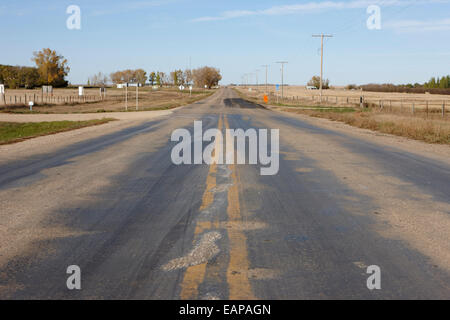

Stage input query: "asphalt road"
[{"left": 0, "top": 88, "right": 449, "bottom": 299}]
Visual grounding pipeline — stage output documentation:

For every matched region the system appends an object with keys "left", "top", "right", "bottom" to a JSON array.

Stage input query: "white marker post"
[
  {"left": 0, "top": 84, "right": 5, "bottom": 105},
  {"left": 29, "top": 101, "right": 34, "bottom": 111},
  {"left": 189, "top": 85, "right": 193, "bottom": 97}
]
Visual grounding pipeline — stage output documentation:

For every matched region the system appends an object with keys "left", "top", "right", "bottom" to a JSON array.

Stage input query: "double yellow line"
[
  {"left": 179, "top": 114, "right": 255, "bottom": 300},
  {"left": 224, "top": 115, "right": 255, "bottom": 300}
]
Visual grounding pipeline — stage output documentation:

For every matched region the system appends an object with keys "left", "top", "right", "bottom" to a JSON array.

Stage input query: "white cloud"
[
  {"left": 191, "top": 0, "right": 450, "bottom": 22},
  {"left": 91, "top": 0, "right": 179, "bottom": 16},
  {"left": 384, "top": 18, "right": 450, "bottom": 31}
]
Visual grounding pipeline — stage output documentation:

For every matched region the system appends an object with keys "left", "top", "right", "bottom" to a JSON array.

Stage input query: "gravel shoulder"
[{"left": 0, "top": 109, "right": 176, "bottom": 122}]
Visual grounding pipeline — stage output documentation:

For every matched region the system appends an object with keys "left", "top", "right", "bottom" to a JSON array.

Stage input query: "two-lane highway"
[{"left": 0, "top": 88, "right": 449, "bottom": 299}]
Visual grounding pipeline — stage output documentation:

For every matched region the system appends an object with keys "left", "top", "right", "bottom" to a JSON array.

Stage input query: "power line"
[
  {"left": 312, "top": 34, "right": 333, "bottom": 101},
  {"left": 276, "top": 61, "right": 288, "bottom": 100},
  {"left": 261, "top": 65, "right": 269, "bottom": 94}
]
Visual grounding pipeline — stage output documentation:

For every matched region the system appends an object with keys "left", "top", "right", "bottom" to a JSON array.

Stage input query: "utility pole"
[
  {"left": 312, "top": 34, "right": 333, "bottom": 102},
  {"left": 276, "top": 61, "right": 288, "bottom": 101},
  {"left": 255, "top": 69, "right": 259, "bottom": 91},
  {"left": 261, "top": 65, "right": 269, "bottom": 94}
]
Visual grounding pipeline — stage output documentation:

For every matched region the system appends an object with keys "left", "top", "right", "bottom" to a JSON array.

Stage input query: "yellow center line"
[
  {"left": 224, "top": 115, "right": 256, "bottom": 300},
  {"left": 180, "top": 115, "right": 223, "bottom": 300}
]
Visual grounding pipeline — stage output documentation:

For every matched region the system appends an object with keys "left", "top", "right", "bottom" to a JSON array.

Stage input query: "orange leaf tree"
[{"left": 32, "top": 48, "right": 70, "bottom": 87}]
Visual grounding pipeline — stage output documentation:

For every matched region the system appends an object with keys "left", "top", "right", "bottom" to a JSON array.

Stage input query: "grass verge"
[
  {"left": 278, "top": 107, "right": 450, "bottom": 144},
  {"left": 0, "top": 118, "right": 116, "bottom": 145}
]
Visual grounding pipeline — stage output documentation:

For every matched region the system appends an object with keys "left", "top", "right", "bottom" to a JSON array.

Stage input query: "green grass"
[{"left": 0, "top": 119, "right": 115, "bottom": 145}]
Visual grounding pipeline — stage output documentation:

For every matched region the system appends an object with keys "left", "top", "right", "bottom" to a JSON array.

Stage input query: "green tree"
[{"left": 149, "top": 72, "right": 156, "bottom": 85}]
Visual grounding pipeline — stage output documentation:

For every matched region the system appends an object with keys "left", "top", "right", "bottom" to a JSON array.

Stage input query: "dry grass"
[
  {"left": 284, "top": 109, "right": 450, "bottom": 144},
  {"left": 0, "top": 87, "right": 214, "bottom": 114}
]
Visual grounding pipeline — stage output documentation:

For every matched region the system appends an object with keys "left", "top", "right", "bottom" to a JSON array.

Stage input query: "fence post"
[
  {"left": 443, "top": 101, "right": 446, "bottom": 118},
  {"left": 412, "top": 103, "right": 415, "bottom": 115},
  {"left": 426, "top": 101, "right": 429, "bottom": 117}
]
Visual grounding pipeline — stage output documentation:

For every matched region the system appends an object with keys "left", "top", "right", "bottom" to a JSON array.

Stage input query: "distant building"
[{"left": 117, "top": 83, "right": 142, "bottom": 88}]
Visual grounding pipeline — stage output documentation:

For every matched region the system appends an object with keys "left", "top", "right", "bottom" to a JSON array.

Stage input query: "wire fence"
[{"left": 260, "top": 91, "right": 450, "bottom": 119}]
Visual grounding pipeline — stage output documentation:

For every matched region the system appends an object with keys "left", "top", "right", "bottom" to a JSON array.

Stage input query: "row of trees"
[
  {"left": 0, "top": 65, "right": 40, "bottom": 89},
  {"left": 360, "top": 83, "right": 450, "bottom": 95},
  {"left": 110, "top": 69, "right": 148, "bottom": 86},
  {"left": 108, "top": 66, "right": 221, "bottom": 89},
  {"left": 424, "top": 76, "right": 450, "bottom": 89},
  {"left": 0, "top": 48, "right": 70, "bottom": 89}
]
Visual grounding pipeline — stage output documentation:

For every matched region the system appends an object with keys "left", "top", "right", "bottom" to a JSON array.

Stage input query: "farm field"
[
  {"left": 0, "top": 87, "right": 214, "bottom": 114},
  {"left": 237, "top": 85, "right": 450, "bottom": 112}
]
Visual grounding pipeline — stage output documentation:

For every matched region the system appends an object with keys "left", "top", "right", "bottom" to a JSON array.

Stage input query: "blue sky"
[{"left": 0, "top": 0, "right": 449, "bottom": 86}]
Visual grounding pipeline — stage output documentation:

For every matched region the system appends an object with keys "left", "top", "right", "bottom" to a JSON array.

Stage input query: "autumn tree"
[
  {"left": 89, "top": 72, "right": 109, "bottom": 87},
  {"left": 184, "top": 69, "right": 193, "bottom": 85},
  {"left": 135, "top": 69, "right": 148, "bottom": 86},
  {"left": 192, "top": 66, "right": 222, "bottom": 89},
  {"left": 170, "top": 70, "right": 184, "bottom": 86},
  {"left": 32, "top": 48, "right": 70, "bottom": 87},
  {"left": 170, "top": 70, "right": 178, "bottom": 86},
  {"left": 159, "top": 72, "right": 169, "bottom": 86},
  {"left": 0, "top": 65, "right": 40, "bottom": 89},
  {"left": 307, "top": 76, "right": 329, "bottom": 89},
  {"left": 110, "top": 71, "right": 124, "bottom": 84}
]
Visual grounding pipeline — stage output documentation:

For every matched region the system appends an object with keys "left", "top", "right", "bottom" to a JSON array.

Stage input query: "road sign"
[
  {"left": 28, "top": 101, "right": 34, "bottom": 111},
  {"left": 264, "top": 95, "right": 268, "bottom": 103},
  {"left": 276, "top": 84, "right": 280, "bottom": 91},
  {"left": 179, "top": 85, "right": 185, "bottom": 91},
  {"left": 78, "top": 86, "right": 84, "bottom": 96}
]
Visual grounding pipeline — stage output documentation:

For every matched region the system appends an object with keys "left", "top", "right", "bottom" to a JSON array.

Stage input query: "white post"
[{"left": 125, "top": 84, "right": 128, "bottom": 111}]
